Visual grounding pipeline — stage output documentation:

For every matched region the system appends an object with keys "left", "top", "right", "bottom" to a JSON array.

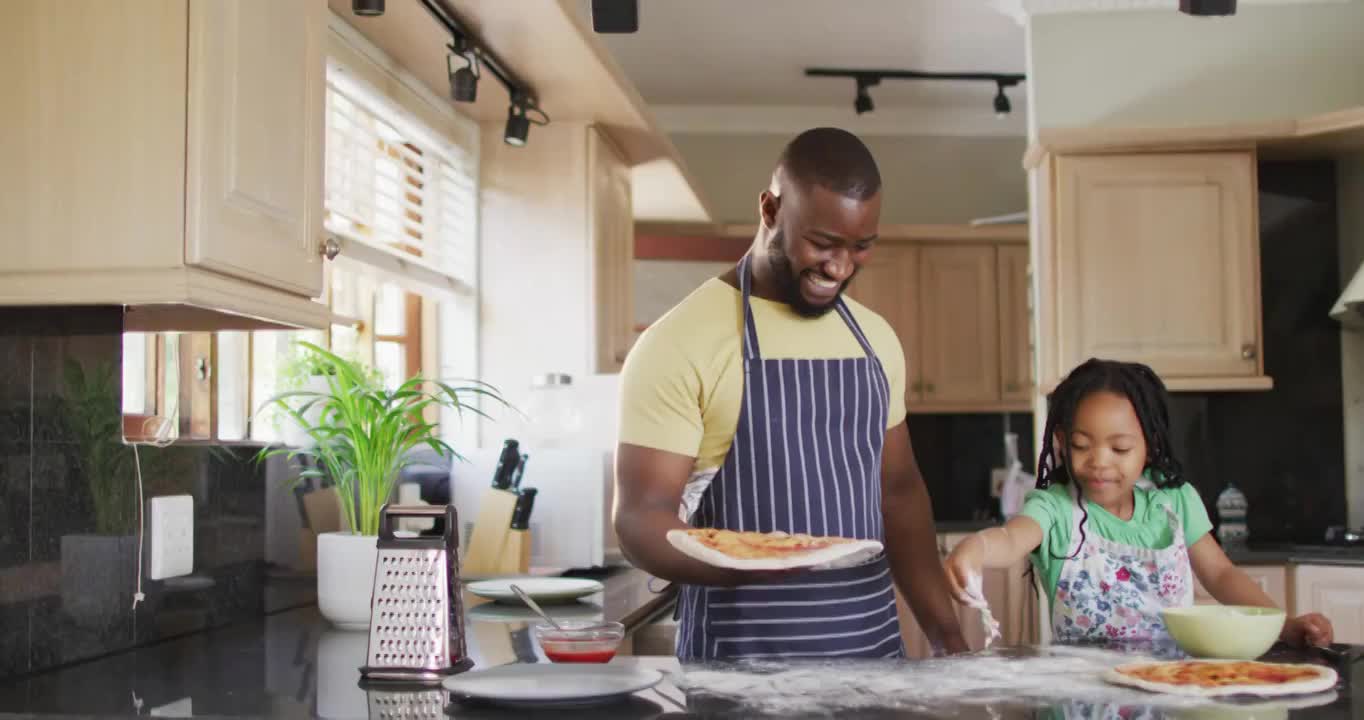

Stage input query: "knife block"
[{"left": 461, "top": 487, "right": 523, "bottom": 577}]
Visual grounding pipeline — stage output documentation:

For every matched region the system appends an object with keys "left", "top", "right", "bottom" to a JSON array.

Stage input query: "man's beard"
[{"left": 766, "top": 230, "right": 856, "bottom": 318}]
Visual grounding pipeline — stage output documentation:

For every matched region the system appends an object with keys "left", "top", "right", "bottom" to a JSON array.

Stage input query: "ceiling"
[{"left": 585, "top": 0, "right": 1027, "bottom": 114}]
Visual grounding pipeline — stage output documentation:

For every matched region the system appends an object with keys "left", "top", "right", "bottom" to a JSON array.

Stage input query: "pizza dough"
[
  {"left": 666, "top": 528, "right": 884, "bottom": 571},
  {"left": 1102, "top": 659, "right": 1338, "bottom": 698}
]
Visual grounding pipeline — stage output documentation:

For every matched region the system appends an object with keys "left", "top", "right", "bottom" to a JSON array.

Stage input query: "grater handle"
[{"left": 377, "top": 504, "right": 459, "bottom": 550}]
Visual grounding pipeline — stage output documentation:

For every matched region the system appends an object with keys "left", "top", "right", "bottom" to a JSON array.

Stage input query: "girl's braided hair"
[{"left": 1036, "top": 358, "right": 1185, "bottom": 560}]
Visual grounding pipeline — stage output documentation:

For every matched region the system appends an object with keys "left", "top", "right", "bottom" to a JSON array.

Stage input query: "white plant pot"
[{"left": 317, "top": 531, "right": 378, "bottom": 630}]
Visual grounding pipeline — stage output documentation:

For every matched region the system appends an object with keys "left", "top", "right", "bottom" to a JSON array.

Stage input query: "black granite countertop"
[
  {"left": 2, "top": 569, "right": 1360, "bottom": 720},
  {"left": 1224, "top": 543, "right": 1364, "bottom": 567}
]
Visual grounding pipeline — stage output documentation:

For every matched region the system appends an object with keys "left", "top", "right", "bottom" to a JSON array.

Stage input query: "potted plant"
[{"left": 257, "top": 341, "right": 505, "bottom": 629}]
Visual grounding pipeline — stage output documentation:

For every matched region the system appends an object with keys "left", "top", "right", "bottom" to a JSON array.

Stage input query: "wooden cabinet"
[
  {"left": 997, "top": 246, "right": 1034, "bottom": 403},
  {"left": 0, "top": 0, "right": 328, "bottom": 330},
  {"left": 918, "top": 246, "right": 1001, "bottom": 405},
  {"left": 1036, "top": 151, "right": 1266, "bottom": 391},
  {"left": 1293, "top": 565, "right": 1364, "bottom": 644},
  {"left": 590, "top": 128, "right": 636, "bottom": 373},
  {"left": 849, "top": 245, "right": 920, "bottom": 402},
  {"left": 185, "top": 0, "right": 326, "bottom": 297},
  {"left": 847, "top": 237, "right": 1030, "bottom": 413},
  {"left": 1193, "top": 564, "right": 1290, "bottom": 611}
]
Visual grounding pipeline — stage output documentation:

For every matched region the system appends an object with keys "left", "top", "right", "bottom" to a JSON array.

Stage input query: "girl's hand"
[
  {"left": 1281, "top": 612, "right": 1334, "bottom": 648},
  {"left": 943, "top": 536, "right": 986, "bottom": 607}
]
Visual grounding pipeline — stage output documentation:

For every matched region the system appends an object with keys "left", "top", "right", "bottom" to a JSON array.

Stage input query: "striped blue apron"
[{"left": 676, "top": 252, "right": 903, "bottom": 661}]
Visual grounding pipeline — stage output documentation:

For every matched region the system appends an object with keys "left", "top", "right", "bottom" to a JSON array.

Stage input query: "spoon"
[{"left": 509, "top": 583, "right": 565, "bottom": 630}]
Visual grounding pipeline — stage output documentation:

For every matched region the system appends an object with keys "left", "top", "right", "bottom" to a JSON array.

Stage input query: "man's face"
[{"left": 762, "top": 184, "right": 881, "bottom": 318}]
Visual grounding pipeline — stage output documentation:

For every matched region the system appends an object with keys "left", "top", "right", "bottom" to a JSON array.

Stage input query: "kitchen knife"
[
  {"left": 490, "top": 438, "right": 522, "bottom": 490},
  {"left": 511, "top": 453, "right": 529, "bottom": 491},
  {"left": 509, "top": 487, "right": 537, "bottom": 530}
]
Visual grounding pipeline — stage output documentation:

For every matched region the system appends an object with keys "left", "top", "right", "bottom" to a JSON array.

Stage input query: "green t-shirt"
[{"left": 1021, "top": 479, "right": 1213, "bottom": 610}]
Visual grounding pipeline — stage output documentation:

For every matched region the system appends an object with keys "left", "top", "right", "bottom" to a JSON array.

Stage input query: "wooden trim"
[
  {"left": 1026, "top": 104, "right": 1364, "bottom": 168},
  {"left": 1037, "top": 375, "right": 1273, "bottom": 395},
  {"left": 635, "top": 233, "right": 748, "bottom": 262}
]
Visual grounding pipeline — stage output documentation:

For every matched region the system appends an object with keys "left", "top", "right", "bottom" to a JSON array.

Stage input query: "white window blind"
[{"left": 324, "top": 73, "right": 478, "bottom": 293}]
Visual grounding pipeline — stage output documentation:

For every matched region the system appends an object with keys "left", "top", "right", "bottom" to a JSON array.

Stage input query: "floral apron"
[{"left": 1051, "top": 483, "right": 1193, "bottom": 644}]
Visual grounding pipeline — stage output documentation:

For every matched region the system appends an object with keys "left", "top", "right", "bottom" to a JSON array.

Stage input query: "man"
[{"left": 614, "top": 127, "right": 966, "bottom": 661}]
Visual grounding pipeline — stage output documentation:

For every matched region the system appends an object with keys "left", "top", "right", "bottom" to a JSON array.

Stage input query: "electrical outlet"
[{"left": 149, "top": 495, "right": 194, "bottom": 580}]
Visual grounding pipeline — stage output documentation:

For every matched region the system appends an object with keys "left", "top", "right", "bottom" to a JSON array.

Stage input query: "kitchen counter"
[
  {"left": 0, "top": 566, "right": 676, "bottom": 718},
  {"left": 1224, "top": 544, "right": 1364, "bottom": 567},
  {"left": 2, "top": 574, "right": 1359, "bottom": 720}
]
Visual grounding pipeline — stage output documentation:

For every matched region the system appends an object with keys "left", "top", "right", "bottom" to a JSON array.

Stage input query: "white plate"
[
  {"left": 465, "top": 577, "right": 605, "bottom": 605},
  {"left": 443, "top": 663, "right": 663, "bottom": 708}
]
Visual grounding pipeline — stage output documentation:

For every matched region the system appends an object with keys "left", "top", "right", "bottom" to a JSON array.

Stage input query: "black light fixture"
[
  {"left": 504, "top": 95, "right": 550, "bottom": 147},
  {"left": 993, "top": 82, "right": 1012, "bottom": 117},
  {"left": 447, "top": 38, "right": 479, "bottom": 103},
  {"left": 854, "top": 76, "right": 878, "bottom": 115},
  {"left": 352, "top": 0, "right": 384, "bottom": 17},
  {"left": 414, "top": 0, "right": 548, "bottom": 146},
  {"left": 807, "top": 67, "right": 1025, "bottom": 117},
  {"left": 1180, "top": 0, "right": 1236, "bottom": 15},
  {"left": 591, "top": 0, "right": 639, "bottom": 33}
]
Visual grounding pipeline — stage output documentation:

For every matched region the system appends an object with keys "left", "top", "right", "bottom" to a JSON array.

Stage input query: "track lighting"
[
  {"left": 416, "top": 0, "right": 548, "bottom": 146},
  {"left": 807, "top": 67, "right": 1025, "bottom": 117},
  {"left": 1180, "top": 0, "right": 1236, "bottom": 15},
  {"left": 352, "top": 0, "right": 384, "bottom": 17},
  {"left": 993, "top": 83, "right": 1011, "bottom": 117},
  {"left": 504, "top": 95, "right": 550, "bottom": 147},
  {"left": 854, "top": 76, "right": 878, "bottom": 115},
  {"left": 447, "top": 40, "right": 479, "bottom": 103},
  {"left": 591, "top": 0, "right": 639, "bottom": 33}
]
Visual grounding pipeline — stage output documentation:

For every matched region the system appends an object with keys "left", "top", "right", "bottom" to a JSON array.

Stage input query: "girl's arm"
[
  {"left": 1189, "top": 535, "right": 1334, "bottom": 647},
  {"left": 943, "top": 515, "right": 1044, "bottom": 606}
]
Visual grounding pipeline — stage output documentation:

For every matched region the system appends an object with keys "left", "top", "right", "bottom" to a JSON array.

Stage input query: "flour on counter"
[{"left": 673, "top": 649, "right": 1271, "bottom": 716}]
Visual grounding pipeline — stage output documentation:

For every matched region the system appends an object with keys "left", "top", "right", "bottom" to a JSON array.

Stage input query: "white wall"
[
  {"left": 671, "top": 132, "right": 1029, "bottom": 224},
  {"left": 477, "top": 122, "right": 595, "bottom": 446},
  {"left": 1028, "top": 3, "right": 1364, "bottom": 132},
  {"left": 1340, "top": 152, "right": 1364, "bottom": 527}
]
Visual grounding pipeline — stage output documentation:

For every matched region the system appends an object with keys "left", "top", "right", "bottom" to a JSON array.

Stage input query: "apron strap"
[
  {"left": 834, "top": 300, "right": 877, "bottom": 358},
  {"left": 737, "top": 253, "right": 763, "bottom": 360}
]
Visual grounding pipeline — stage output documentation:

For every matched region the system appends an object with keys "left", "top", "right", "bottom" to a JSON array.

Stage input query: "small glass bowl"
[{"left": 532, "top": 620, "right": 625, "bottom": 663}]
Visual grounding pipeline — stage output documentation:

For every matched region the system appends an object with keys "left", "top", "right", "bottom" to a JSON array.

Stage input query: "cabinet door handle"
[
  {"left": 320, "top": 236, "right": 341, "bottom": 261},
  {"left": 1005, "top": 382, "right": 1019, "bottom": 393},
  {"left": 924, "top": 383, "right": 936, "bottom": 394},
  {"left": 911, "top": 381, "right": 923, "bottom": 392},
  {"left": 1241, "top": 343, "right": 1257, "bottom": 360}
]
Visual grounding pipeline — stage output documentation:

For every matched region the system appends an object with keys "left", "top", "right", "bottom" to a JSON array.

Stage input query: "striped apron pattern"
[{"left": 676, "top": 252, "right": 903, "bottom": 661}]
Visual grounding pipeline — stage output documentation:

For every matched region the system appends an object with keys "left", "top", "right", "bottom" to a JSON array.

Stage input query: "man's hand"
[
  {"left": 614, "top": 443, "right": 807, "bottom": 587},
  {"left": 1281, "top": 613, "right": 1334, "bottom": 648},
  {"left": 880, "top": 421, "right": 969, "bottom": 655}
]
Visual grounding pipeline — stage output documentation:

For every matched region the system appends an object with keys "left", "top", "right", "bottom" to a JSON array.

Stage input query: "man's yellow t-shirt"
[{"left": 618, "top": 277, "right": 907, "bottom": 476}]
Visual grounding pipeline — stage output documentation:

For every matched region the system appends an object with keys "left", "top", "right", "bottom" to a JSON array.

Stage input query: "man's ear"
[{"left": 758, "top": 190, "right": 780, "bottom": 230}]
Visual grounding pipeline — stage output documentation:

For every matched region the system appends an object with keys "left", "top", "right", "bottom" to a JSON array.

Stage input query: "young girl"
[{"left": 945, "top": 358, "right": 1333, "bottom": 647}]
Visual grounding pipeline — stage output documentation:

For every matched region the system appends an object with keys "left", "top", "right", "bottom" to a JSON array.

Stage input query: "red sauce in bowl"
[{"left": 542, "top": 647, "right": 618, "bottom": 663}]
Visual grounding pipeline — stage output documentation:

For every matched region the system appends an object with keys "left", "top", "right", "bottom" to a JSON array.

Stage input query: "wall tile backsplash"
[{"left": 0, "top": 307, "right": 305, "bottom": 680}]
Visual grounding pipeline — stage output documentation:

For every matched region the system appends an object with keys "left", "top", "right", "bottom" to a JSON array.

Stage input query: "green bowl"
[{"left": 1161, "top": 605, "right": 1286, "bottom": 660}]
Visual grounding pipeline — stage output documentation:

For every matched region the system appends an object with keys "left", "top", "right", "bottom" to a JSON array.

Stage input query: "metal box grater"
[
  {"left": 360, "top": 504, "right": 471, "bottom": 683},
  {"left": 362, "top": 684, "right": 448, "bottom": 720}
]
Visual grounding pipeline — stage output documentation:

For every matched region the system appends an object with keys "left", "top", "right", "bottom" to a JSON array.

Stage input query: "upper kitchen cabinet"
[
  {"left": 1029, "top": 108, "right": 1364, "bottom": 393},
  {"left": 0, "top": 0, "right": 328, "bottom": 331},
  {"left": 841, "top": 226, "right": 1031, "bottom": 413},
  {"left": 1031, "top": 149, "right": 1266, "bottom": 392}
]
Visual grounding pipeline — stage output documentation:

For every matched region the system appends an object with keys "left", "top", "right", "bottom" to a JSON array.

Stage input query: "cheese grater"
[{"left": 360, "top": 504, "right": 471, "bottom": 683}]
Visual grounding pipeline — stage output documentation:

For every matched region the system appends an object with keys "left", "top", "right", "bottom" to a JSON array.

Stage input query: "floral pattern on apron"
[{"left": 1051, "top": 483, "right": 1194, "bottom": 644}]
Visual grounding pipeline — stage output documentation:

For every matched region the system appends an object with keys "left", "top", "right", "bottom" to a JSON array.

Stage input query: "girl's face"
[{"left": 1055, "top": 390, "right": 1149, "bottom": 507}]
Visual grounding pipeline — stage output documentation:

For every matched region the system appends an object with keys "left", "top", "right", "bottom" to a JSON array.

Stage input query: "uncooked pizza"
[
  {"left": 666, "top": 528, "right": 884, "bottom": 571},
  {"left": 1103, "top": 659, "right": 1338, "bottom": 698}
]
